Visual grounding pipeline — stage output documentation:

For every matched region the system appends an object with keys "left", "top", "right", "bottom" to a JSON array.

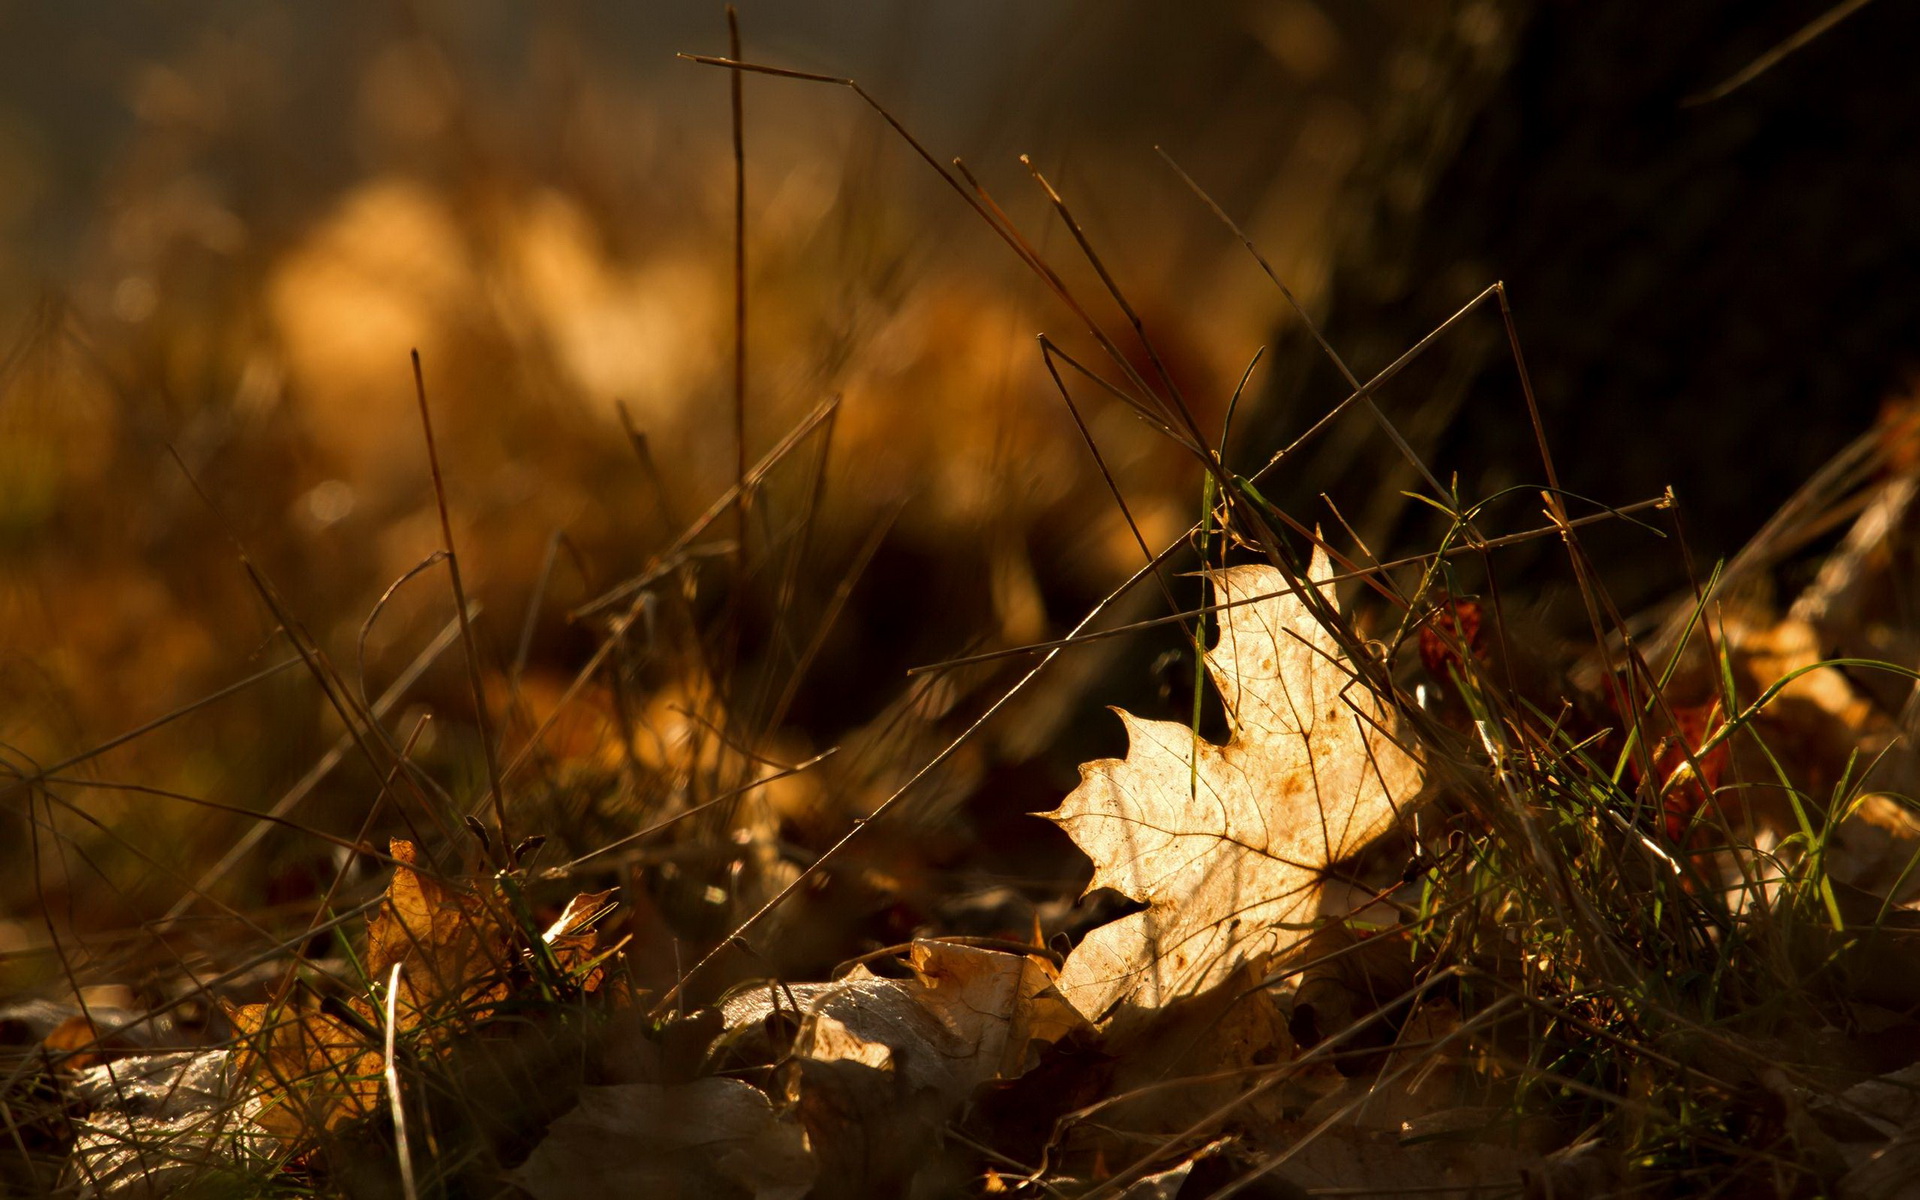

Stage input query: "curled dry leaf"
[
  {"left": 718, "top": 941, "right": 1084, "bottom": 1198},
  {"left": 721, "top": 940, "right": 1085, "bottom": 1106},
  {"left": 1047, "top": 552, "right": 1423, "bottom": 1021},
  {"left": 541, "top": 886, "right": 620, "bottom": 991},
  {"left": 65, "top": 1050, "right": 273, "bottom": 1196}
]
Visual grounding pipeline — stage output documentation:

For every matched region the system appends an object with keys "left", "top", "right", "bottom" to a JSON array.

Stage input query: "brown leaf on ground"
[
  {"left": 1046, "top": 551, "right": 1423, "bottom": 1022},
  {"left": 229, "top": 843, "right": 619, "bottom": 1148},
  {"left": 898, "top": 940, "right": 1085, "bottom": 1082},
  {"left": 1830, "top": 795, "right": 1920, "bottom": 906},
  {"left": 541, "top": 887, "right": 619, "bottom": 992},
  {"left": 363, "top": 839, "right": 512, "bottom": 1029},
  {"left": 226, "top": 1002, "right": 383, "bottom": 1147},
  {"left": 1733, "top": 617, "right": 1891, "bottom": 789},
  {"left": 714, "top": 943, "right": 1086, "bottom": 1196},
  {"left": 513, "top": 1078, "right": 816, "bottom": 1200},
  {"left": 40, "top": 1014, "right": 129, "bottom": 1074},
  {"left": 1095, "top": 960, "right": 1296, "bottom": 1136},
  {"left": 721, "top": 940, "right": 1086, "bottom": 1105}
]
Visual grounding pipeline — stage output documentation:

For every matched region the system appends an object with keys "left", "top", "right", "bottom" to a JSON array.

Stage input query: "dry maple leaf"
[{"left": 1047, "top": 550, "right": 1423, "bottom": 1022}]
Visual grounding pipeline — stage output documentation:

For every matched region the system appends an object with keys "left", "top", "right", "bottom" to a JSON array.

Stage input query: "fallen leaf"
[
  {"left": 363, "top": 839, "right": 512, "bottom": 1029},
  {"left": 1830, "top": 796, "right": 1920, "bottom": 905},
  {"left": 541, "top": 887, "right": 619, "bottom": 991},
  {"left": 1096, "top": 960, "right": 1296, "bottom": 1136},
  {"left": 512, "top": 1078, "right": 815, "bottom": 1200},
  {"left": 901, "top": 940, "right": 1085, "bottom": 1082},
  {"left": 714, "top": 944, "right": 1085, "bottom": 1196},
  {"left": 228, "top": 842, "right": 619, "bottom": 1148},
  {"left": 64, "top": 1049, "right": 273, "bottom": 1197},
  {"left": 42, "top": 1015, "right": 121, "bottom": 1074},
  {"left": 1047, "top": 551, "right": 1423, "bottom": 1021},
  {"left": 226, "top": 1002, "right": 383, "bottom": 1146},
  {"left": 721, "top": 939, "right": 1086, "bottom": 1105},
  {"left": 1734, "top": 617, "right": 1892, "bottom": 794}
]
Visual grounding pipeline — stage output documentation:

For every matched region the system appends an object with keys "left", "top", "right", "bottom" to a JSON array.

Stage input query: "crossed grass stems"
[{"left": 3, "top": 39, "right": 1913, "bottom": 1199}]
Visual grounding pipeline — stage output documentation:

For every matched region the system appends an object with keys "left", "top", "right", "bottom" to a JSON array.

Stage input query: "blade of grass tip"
[
  {"left": 164, "top": 442, "right": 444, "bottom": 847},
  {"left": 411, "top": 350, "right": 510, "bottom": 863},
  {"left": 747, "top": 403, "right": 838, "bottom": 741},
  {"left": 1186, "top": 352, "right": 1263, "bottom": 807},
  {"left": 1018, "top": 323, "right": 1186, "bottom": 447},
  {"left": 1685, "top": 0, "right": 1879, "bottom": 105},
  {"left": 685, "top": 54, "right": 1196, "bottom": 456},
  {"left": 383, "top": 963, "right": 421, "bottom": 1200},
  {"left": 952, "top": 158, "right": 1190, "bottom": 443},
  {"left": 1220, "top": 346, "right": 1261, "bottom": 463},
  {"left": 1195, "top": 346, "right": 1267, "bottom": 643},
  {"left": 1020, "top": 156, "right": 1198, "bottom": 434},
  {"left": 572, "top": 394, "right": 838, "bottom": 619},
  {"left": 614, "top": 400, "right": 684, "bottom": 539},
  {"left": 1317, "top": 490, "right": 1390, "bottom": 601},
  {"left": 1038, "top": 339, "right": 1181, "bottom": 615},
  {"left": 356, "top": 551, "right": 448, "bottom": 710},
  {"left": 1157, "top": 145, "right": 1464, "bottom": 520}
]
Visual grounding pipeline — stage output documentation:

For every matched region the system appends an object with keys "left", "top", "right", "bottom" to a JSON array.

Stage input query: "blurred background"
[{"left": 2, "top": 0, "right": 1917, "bottom": 999}]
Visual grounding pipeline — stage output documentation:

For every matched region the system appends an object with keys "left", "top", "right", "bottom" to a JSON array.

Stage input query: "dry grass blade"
[{"left": 411, "top": 350, "right": 511, "bottom": 861}]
